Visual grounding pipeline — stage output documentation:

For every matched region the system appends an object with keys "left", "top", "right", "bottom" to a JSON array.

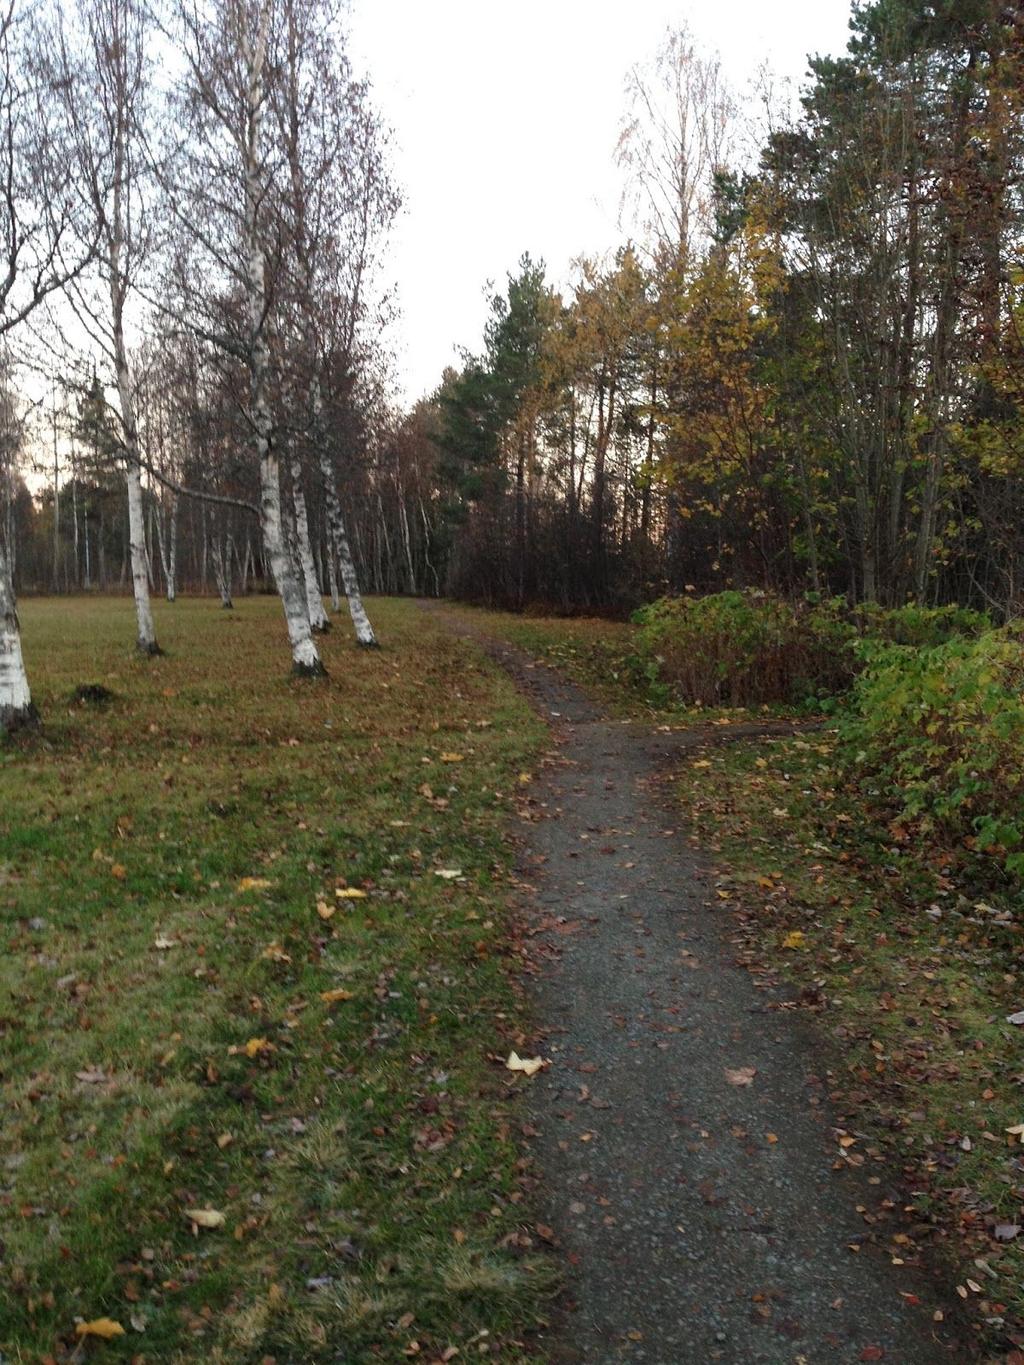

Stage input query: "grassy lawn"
[{"left": 1, "top": 596, "right": 554, "bottom": 1363}]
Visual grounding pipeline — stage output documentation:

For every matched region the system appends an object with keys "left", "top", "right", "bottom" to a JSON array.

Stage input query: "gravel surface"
[{"left": 431, "top": 607, "right": 972, "bottom": 1364}]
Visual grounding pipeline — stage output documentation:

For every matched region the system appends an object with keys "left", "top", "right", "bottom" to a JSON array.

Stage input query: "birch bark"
[
  {"left": 242, "top": 1, "right": 324, "bottom": 674},
  {"left": 310, "top": 381, "right": 376, "bottom": 645},
  {"left": 290, "top": 453, "right": 329, "bottom": 630},
  {"left": 0, "top": 535, "right": 35, "bottom": 734}
]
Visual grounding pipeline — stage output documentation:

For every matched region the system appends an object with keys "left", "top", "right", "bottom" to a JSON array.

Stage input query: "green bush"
[
  {"left": 630, "top": 592, "right": 992, "bottom": 708},
  {"left": 838, "top": 628, "right": 1024, "bottom": 874},
  {"left": 631, "top": 591, "right": 857, "bottom": 706},
  {"left": 851, "top": 602, "right": 990, "bottom": 647}
]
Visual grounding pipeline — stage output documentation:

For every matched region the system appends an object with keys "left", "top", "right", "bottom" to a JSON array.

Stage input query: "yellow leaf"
[
  {"left": 782, "top": 931, "right": 806, "bottom": 950},
  {"left": 440, "top": 752, "right": 465, "bottom": 763},
  {"left": 183, "top": 1207, "right": 225, "bottom": 1229},
  {"left": 316, "top": 900, "right": 335, "bottom": 920},
  {"left": 506, "top": 1051, "right": 545, "bottom": 1077},
  {"left": 75, "top": 1318, "right": 125, "bottom": 1340},
  {"left": 335, "top": 887, "right": 367, "bottom": 900},
  {"left": 237, "top": 876, "right": 271, "bottom": 893},
  {"left": 261, "top": 943, "right": 291, "bottom": 963},
  {"left": 216, "top": 1132, "right": 233, "bottom": 1149},
  {"left": 228, "top": 1037, "right": 273, "bottom": 1058},
  {"left": 110, "top": 863, "right": 127, "bottom": 880},
  {"left": 320, "top": 988, "right": 355, "bottom": 1004}
]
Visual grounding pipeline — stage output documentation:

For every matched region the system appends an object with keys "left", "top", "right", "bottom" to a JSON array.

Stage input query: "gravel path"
[{"left": 430, "top": 608, "right": 971, "bottom": 1364}]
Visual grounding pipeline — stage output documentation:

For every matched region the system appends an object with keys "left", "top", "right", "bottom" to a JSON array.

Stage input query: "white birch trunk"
[
  {"left": 290, "top": 453, "right": 329, "bottom": 631},
  {"left": 0, "top": 535, "right": 36, "bottom": 734},
  {"left": 335, "top": 505, "right": 376, "bottom": 647},
  {"left": 327, "top": 533, "right": 340, "bottom": 612},
  {"left": 125, "top": 455, "right": 159, "bottom": 653},
  {"left": 155, "top": 495, "right": 178, "bottom": 602},
  {"left": 211, "top": 529, "right": 233, "bottom": 608},
  {"left": 310, "top": 382, "right": 377, "bottom": 647},
  {"left": 168, "top": 496, "right": 177, "bottom": 600},
  {"left": 244, "top": 3, "right": 323, "bottom": 675}
]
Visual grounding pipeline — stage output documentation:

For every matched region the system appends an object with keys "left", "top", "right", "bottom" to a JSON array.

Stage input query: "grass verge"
[
  {"left": 1, "top": 596, "right": 554, "bottom": 1363},
  {"left": 677, "top": 730, "right": 1024, "bottom": 1357}
]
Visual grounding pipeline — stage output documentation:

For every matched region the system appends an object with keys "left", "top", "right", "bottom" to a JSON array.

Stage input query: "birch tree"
[
  {"left": 168, "top": 0, "right": 324, "bottom": 673},
  {"left": 56, "top": 0, "right": 161, "bottom": 654},
  {"left": 271, "top": 0, "right": 394, "bottom": 645},
  {"left": 0, "top": 2, "right": 98, "bottom": 734}
]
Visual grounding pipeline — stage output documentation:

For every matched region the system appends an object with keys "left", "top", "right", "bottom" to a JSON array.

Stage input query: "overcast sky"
[{"left": 346, "top": 0, "right": 855, "bottom": 406}]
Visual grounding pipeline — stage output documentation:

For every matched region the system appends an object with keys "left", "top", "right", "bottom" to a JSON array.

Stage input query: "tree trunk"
[
  {"left": 311, "top": 381, "right": 376, "bottom": 646},
  {"left": 244, "top": 10, "right": 323, "bottom": 676},
  {"left": 211, "top": 529, "right": 233, "bottom": 608},
  {"left": 0, "top": 535, "right": 36, "bottom": 734},
  {"left": 289, "top": 453, "right": 329, "bottom": 631}
]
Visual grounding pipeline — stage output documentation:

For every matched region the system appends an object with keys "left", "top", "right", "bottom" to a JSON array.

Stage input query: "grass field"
[{"left": 1, "top": 596, "right": 554, "bottom": 1363}]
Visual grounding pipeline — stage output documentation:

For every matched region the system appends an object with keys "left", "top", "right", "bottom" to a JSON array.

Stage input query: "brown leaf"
[
  {"left": 725, "top": 1066, "right": 756, "bottom": 1087},
  {"left": 183, "top": 1207, "right": 225, "bottom": 1229}
]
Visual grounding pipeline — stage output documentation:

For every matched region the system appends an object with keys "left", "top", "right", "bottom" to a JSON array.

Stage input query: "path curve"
[{"left": 429, "top": 607, "right": 970, "bottom": 1365}]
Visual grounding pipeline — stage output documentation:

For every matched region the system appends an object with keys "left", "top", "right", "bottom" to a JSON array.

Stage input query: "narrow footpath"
[{"left": 431, "top": 608, "right": 970, "bottom": 1365}]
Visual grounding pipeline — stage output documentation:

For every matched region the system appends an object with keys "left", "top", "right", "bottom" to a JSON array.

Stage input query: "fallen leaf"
[
  {"left": 236, "top": 877, "right": 271, "bottom": 893},
  {"left": 335, "top": 888, "right": 367, "bottom": 900},
  {"left": 1007, "top": 1010, "right": 1024, "bottom": 1026},
  {"left": 228, "top": 1037, "right": 273, "bottom": 1058},
  {"left": 261, "top": 943, "right": 291, "bottom": 963},
  {"left": 434, "top": 869, "right": 463, "bottom": 880},
  {"left": 183, "top": 1207, "right": 225, "bottom": 1229},
  {"left": 216, "top": 1132, "right": 233, "bottom": 1150},
  {"left": 110, "top": 863, "right": 127, "bottom": 881},
  {"left": 781, "top": 930, "right": 806, "bottom": 950},
  {"left": 75, "top": 1318, "right": 125, "bottom": 1341},
  {"left": 725, "top": 1066, "right": 756, "bottom": 1087},
  {"left": 506, "top": 1051, "right": 545, "bottom": 1077},
  {"left": 153, "top": 936, "right": 177, "bottom": 950},
  {"left": 75, "top": 1067, "right": 108, "bottom": 1084},
  {"left": 316, "top": 900, "right": 335, "bottom": 920},
  {"left": 320, "top": 988, "right": 355, "bottom": 1004},
  {"left": 440, "top": 752, "right": 465, "bottom": 763}
]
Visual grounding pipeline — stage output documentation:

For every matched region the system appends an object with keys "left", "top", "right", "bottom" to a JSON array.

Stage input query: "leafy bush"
[
  {"left": 630, "top": 592, "right": 992, "bottom": 708},
  {"left": 851, "top": 602, "right": 990, "bottom": 648},
  {"left": 838, "top": 628, "right": 1024, "bottom": 874},
  {"left": 631, "top": 591, "right": 857, "bottom": 706}
]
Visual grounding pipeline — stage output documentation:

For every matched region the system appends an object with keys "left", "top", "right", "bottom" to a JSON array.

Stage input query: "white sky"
[{"left": 347, "top": 0, "right": 854, "bottom": 405}]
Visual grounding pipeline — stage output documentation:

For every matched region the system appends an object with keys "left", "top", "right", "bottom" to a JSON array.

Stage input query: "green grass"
[
  {"left": 676, "top": 731, "right": 1024, "bottom": 1348},
  {"left": 0, "top": 596, "right": 554, "bottom": 1363}
]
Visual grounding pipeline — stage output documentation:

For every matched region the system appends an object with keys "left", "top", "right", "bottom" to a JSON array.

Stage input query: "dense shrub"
[
  {"left": 839, "top": 628, "right": 1024, "bottom": 874},
  {"left": 851, "top": 602, "right": 990, "bottom": 647},
  {"left": 631, "top": 592, "right": 993, "bottom": 707},
  {"left": 631, "top": 592, "right": 857, "bottom": 706}
]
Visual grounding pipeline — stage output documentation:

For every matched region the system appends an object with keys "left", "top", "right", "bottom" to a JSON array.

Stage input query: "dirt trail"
[{"left": 428, "top": 607, "right": 969, "bottom": 1365}]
